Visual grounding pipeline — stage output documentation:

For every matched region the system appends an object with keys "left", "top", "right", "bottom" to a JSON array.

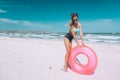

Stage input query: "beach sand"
[{"left": 0, "top": 37, "right": 120, "bottom": 80}]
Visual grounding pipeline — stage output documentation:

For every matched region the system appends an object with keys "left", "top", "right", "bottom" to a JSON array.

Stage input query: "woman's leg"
[
  {"left": 66, "top": 42, "right": 72, "bottom": 69},
  {"left": 64, "top": 37, "right": 71, "bottom": 72},
  {"left": 69, "top": 42, "right": 72, "bottom": 52}
]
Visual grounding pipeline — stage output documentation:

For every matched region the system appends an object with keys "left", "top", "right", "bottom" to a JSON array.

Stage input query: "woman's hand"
[
  {"left": 76, "top": 41, "right": 81, "bottom": 46},
  {"left": 81, "top": 43, "right": 86, "bottom": 47}
]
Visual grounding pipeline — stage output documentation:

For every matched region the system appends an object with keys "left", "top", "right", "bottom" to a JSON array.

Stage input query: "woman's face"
[{"left": 73, "top": 16, "right": 78, "bottom": 24}]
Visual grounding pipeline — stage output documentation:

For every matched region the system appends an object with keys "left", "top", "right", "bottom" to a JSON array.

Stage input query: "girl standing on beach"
[{"left": 64, "top": 13, "right": 85, "bottom": 72}]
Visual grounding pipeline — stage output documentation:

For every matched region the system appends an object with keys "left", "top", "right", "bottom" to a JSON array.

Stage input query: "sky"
[{"left": 0, "top": 0, "right": 120, "bottom": 33}]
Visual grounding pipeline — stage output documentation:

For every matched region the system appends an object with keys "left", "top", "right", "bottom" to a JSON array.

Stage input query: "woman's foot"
[
  {"left": 64, "top": 65, "right": 68, "bottom": 72},
  {"left": 67, "top": 62, "right": 71, "bottom": 69}
]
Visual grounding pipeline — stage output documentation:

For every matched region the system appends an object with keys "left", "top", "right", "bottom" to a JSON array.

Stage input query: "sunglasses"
[{"left": 73, "top": 19, "right": 78, "bottom": 21}]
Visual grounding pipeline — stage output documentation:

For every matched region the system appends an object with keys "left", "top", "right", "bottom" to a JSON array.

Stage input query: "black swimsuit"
[
  {"left": 64, "top": 32, "right": 73, "bottom": 42},
  {"left": 65, "top": 24, "right": 79, "bottom": 42}
]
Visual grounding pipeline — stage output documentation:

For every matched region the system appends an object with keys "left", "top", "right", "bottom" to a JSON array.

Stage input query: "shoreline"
[{"left": 0, "top": 36, "right": 120, "bottom": 44}]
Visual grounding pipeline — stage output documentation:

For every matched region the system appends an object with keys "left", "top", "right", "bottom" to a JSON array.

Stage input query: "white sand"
[{"left": 0, "top": 37, "right": 120, "bottom": 80}]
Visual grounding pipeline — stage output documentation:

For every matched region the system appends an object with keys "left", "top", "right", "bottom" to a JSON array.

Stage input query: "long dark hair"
[{"left": 69, "top": 13, "right": 79, "bottom": 26}]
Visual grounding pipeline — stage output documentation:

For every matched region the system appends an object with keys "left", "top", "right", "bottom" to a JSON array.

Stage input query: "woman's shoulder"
[
  {"left": 78, "top": 22, "right": 81, "bottom": 26},
  {"left": 77, "top": 22, "right": 81, "bottom": 28}
]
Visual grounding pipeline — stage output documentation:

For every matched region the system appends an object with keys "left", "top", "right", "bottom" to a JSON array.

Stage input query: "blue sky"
[{"left": 0, "top": 0, "right": 120, "bottom": 33}]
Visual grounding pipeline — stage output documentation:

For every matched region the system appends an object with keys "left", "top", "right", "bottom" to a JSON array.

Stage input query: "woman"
[{"left": 64, "top": 13, "right": 85, "bottom": 72}]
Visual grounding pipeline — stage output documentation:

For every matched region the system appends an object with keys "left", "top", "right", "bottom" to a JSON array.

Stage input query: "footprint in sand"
[
  {"left": 49, "top": 67, "right": 52, "bottom": 69},
  {"left": 48, "top": 66, "right": 64, "bottom": 71},
  {"left": 60, "top": 68, "right": 64, "bottom": 71},
  {"left": 17, "top": 61, "right": 23, "bottom": 63}
]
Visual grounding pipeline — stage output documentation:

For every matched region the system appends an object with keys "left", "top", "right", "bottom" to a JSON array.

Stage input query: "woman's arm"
[
  {"left": 70, "top": 26, "right": 79, "bottom": 44},
  {"left": 79, "top": 23, "right": 84, "bottom": 44}
]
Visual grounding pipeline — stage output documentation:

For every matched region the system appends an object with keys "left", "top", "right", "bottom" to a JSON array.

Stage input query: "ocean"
[{"left": 0, "top": 31, "right": 120, "bottom": 44}]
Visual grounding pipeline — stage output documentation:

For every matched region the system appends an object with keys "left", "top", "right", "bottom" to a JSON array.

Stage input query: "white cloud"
[
  {"left": 0, "top": 18, "right": 19, "bottom": 23},
  {"left": 0, "top": 9, "right": 7, "bottom": 13},
  {"left": 98, "top": 19, "right": 113, "bottom": 23},
  {"left": 21, "top": 21, "right": 33, "bottom": 26},
  {"left": 0, "top": 18, "right": 52, "bottom": 28},
  {"left": 64, "top": 20, "right": 71, "bottom": 27},
  {"left": 81, "top": 19, "right": 116, "bottom": 26},
  {"left": 0, "top": 18, "right": 119, "bottom": 33},
  {"left": 0, "top": 4, "right": 30, "bottom": 8},
  {"left": 81, "top": 19, "right": 120, "bottom": 33},
  {"left": 64, "top": 23, "right": 69, "bottom": 27},
  {"left": 20, "top": 21, "right": 52, "bottom": 28}
]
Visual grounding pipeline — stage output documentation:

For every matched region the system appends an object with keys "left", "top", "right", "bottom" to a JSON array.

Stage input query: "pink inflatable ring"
[{"left": 68, "top": 45, "right": 98, "bottom": 75}]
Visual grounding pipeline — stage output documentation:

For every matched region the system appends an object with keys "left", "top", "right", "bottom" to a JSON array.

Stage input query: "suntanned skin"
[{"left": 64, "top": 16, "right": 85, "bottom": 72}]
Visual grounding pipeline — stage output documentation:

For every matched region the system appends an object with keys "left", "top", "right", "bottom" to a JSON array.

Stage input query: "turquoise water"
[{"left": 0, "top": 31, "right": 120, "bottom": 44}]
